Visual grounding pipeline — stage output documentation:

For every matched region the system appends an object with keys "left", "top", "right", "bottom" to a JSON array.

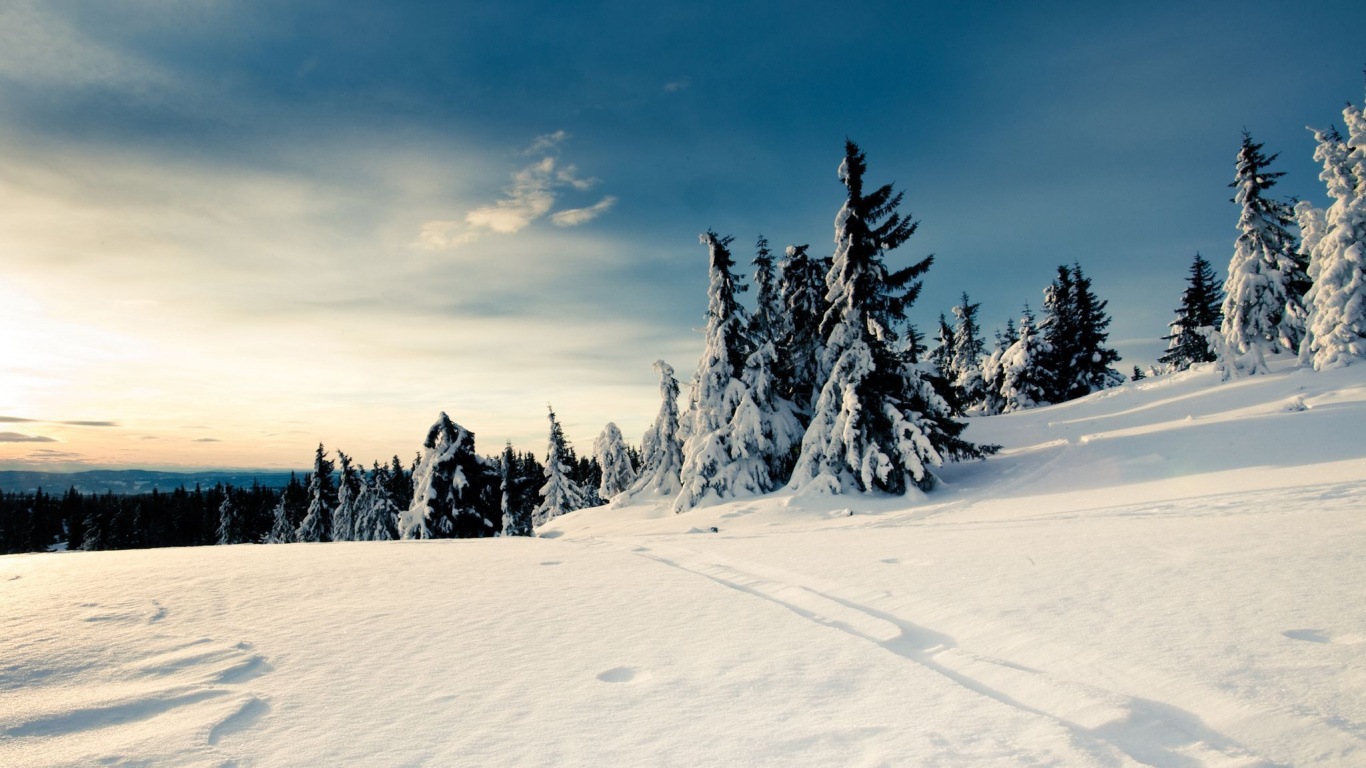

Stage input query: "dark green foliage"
[
  {"left": 1159, "top": 253, "right": 1225, "bottom": 370},
  {"left": 1040, "top": 263, "right": 1123, "bottom": 402},
  {"left": 777, "top": 243, "right": 830, "bottom": 414}
]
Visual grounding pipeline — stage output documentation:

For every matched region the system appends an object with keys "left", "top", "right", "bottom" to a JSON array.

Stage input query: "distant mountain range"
[{"left": 0, "top": 469, "right": 301, "bottom": 495}]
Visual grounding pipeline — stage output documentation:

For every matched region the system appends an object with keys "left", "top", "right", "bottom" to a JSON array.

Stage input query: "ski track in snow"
[{"left": 604, "top": 536, "right": 1360, "bottom": 767}]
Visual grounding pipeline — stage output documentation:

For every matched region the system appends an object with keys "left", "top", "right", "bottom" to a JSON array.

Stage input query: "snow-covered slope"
[{"left": 3, "top": 362, "right": 1364, "bottom": 766}]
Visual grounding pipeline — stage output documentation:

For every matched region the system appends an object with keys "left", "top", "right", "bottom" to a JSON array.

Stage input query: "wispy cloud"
[
  {"left": 663, "top": 78, "right": 690, "bottom": 93},
  {"left": 0, "top": 432, "right": 57, "bottom": 443},
  {"left": 193, "top": 438, "right": 221, "bottom": 443},
  {"left": 0, "top": 416, "right": 119, "bottom": 427},
  {"left": 551, "top": 195, "right": 617, "bottom": 227},
  {"left": 524, "top": 130, "right": 569, "bottom": 155},
  {"left": 416, "top": 132, "right": 614, "bottom": 249},
  {"left": 464, "top": 156, "right": 558, "bottom": 234}
]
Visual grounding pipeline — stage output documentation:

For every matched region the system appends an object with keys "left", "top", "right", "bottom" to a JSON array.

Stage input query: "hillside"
[{"left": 2, "top": 361, "right": 1363, "bottom": 767}]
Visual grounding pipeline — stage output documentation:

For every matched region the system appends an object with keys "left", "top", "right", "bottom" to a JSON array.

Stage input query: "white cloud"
[
  {"left": 463, "top": 156, "right": 557, "bottom": 234},
  {"left": 551, "top": 195, "right": 617, "bottom": 227},
  {"left": 417, "top": 134, "right": 615, "bottom": 247},
  {"left": 663, "top": 78, "right": 690, "bottom": 93},
  {"left": 524, "top": 130, "right": 568, "bottom": 154}
]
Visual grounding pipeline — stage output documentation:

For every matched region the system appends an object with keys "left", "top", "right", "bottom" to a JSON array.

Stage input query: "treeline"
[{"left": 4, "top": 76, "right": 1364, "bottom": 556}]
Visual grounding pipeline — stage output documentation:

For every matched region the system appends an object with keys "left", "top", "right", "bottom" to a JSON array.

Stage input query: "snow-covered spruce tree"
[
  {"left": 788, "top": 141, "right": 989, "bottom": 495},
  {"left": 331, "top": 450, "right": 360, "bottom": 542},
  {"left": 1220, "top": 131, "right": 1308, "bottom": 372},
  {"left": 749, "top": 235, "right": 786, "bottom": 347},
  {"left": 929, "top": 314, "right": 955, "bottom": 380},
  {"left": 949, "top": 292, "right": 987, "bottom": 410},
  {"left": 354, "top": 463, "right": 399, "bottom": 541},
  {"left": 777, "top": 244, "right": 830, "bottom": 415},
  {"left": 399, "top": 413, "right": 501, "bottom": 539},
  {"left": 533, "top": 406, "right": 588, "bottom": 527},
  {"left": 1301, "top": 114, "right": 1366, "bottom": 369},
  {"left": 216, "top": 489, "right": 240, "bottom": 545},
  {"left": 676, "top": 231, "right": 765, "bottom": 511},
  {"left": 265, "top": 494, "right": 293, "bottom": 543},
  {"left": 732, "top": 340, "right": 804, "bottom": 489},
  {"left": 295, "top": 444, "right": 335, "bottom": 543},
  {"left": 500, "top": 443, "right": 535, "bottom": 536},
  {"left": 615, "top": 360, "right": 684, "bottom": 504},
  {"left": 1159, "top": 253, "right": 1225, "bottom": 371},
  {"left": 999, "top": 307, "right": 1053, "bottom": 412},
  {"left": 593, "top": 422, "right": 636, "bottom": 501},
  {"left": 975, "top": 319, "right": 1017, "bottom": 416}
]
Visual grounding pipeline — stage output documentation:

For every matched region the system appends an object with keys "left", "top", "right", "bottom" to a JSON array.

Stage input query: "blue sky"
[{"left": 1, "top": 0, "right": 1363, "bottom": 469}]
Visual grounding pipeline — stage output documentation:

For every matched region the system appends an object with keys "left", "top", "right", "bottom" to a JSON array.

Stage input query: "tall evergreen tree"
[
  {"left": 500, "top": 443, "right": 535, "bottom": 536},
  {"left": 1301, "top": 114, "right": 1366, "bottom": 369},
  {"left": 215, "top": 487, "right": 240, "bottom": 545},
  {"left": 930, "top": 313, "right": 956, "bottom": 380},
  {"left": 999, "top": 307, "right": 1052, "bottom": 412},
  {"left": 534, "top": 406, "right": 589, "bottom": 526},
  {"left": 788, "top": 141, "right": 987, "bottom": 495},
  {"left": 615, "top": 360, "right": 684, "bottom": 503},
  {"left": 295, "top": 444, "right": 335, "bottom": 543},
  {"left": 331, "top": 450, "right": 360, "bottom": 542},
  {"left": 975, "top": 319, "right": 1017, "bottom": 416},
  {"left": 400, "top": 413, "right": 501, "bottom": 539},
  {"left": 749, "top": 235, "right": 785, "bottom": 347},
  {"left": 593, "top": 422, "right": 637, "bottom": 501},
  {"left": 1159, "top": 253, "right": 1225, "bottom": 371},
  {"left": 1041, "top": 264, "right": 1122, "bottom": 400},
  {"left": 1221, "top": 131, "right": 1308, "bottom": 372},
  {"left": 948, "top": 291, "right": 987, "bottom": 410},
  {"left": 354, "top": 463, "right": 400, "bottom": 541},
  {"left": 777, "top": 244, "right": 830, "bottom": 415},
  {"left": 677, "top": 231, "right": 785, "bottom": 511}
]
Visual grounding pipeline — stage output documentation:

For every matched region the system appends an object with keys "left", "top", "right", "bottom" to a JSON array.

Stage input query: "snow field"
[{"left": 2, "top": 360, "right": 1364, "bottom": 766}]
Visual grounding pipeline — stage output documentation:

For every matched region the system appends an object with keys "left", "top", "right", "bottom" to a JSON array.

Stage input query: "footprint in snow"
[
  {"left": 1284, "top": 629, "right": 1363, "bottom": 645},
  {"left": 597, "top": 666, "right": 650, "bottom": 684}
]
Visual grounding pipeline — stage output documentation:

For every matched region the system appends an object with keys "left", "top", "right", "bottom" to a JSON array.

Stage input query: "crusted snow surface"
[{"left": 3, "top": 360, "right": 1366, "bottom": 766}]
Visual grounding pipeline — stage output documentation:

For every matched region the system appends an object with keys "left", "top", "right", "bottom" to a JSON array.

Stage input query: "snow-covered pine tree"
[
  {"left": 295, "top": 444, "right": 335, "bottom": 543},
  {"left": 593, "top": 422, "right": 636, "bottom": 501},
  {"left": 975, "top": 319, "right": 1017, "bottom": 416},
  {"left": 676, "top": 230, "right": 778, "bottom": 512},
  {"left": 788, "top": 141, "right": 987, "bottom": 495},
  {"left": 1301, "top": 113, "right": 1366, "bottom": 369},
  {"left": 930, "top": 314, "right": 955, "bottom": 380},
  {"left": 615, "top": 360, "right": 684, "bottom": 504},
  {"left": 749, "top": 235, "right": 786, "bottom": 347},
  {"left": 731, "top": 340, "right": 804, "bottom": 489},
  {"left": 266, "top": 494, "right": 293, "bottom": 543},
  {"left": 533, "top": 406, "right": 588, "bottom": 526},
  {"left": 216, "top": 488, "right": 240, "bottom": 545},
  {"left": 777, "top": 244, "right": 830, "bottom": 415},
  {"left": 500, "top": 443, "right": 535, "bottom": 536},
  {"left": 399, "top": 413, "right": 501, "bottom": 539},
  {"left": 1159, "top": 253, "right": 1225, "bottom": 371},
  {"left": 999, "top": 307, "right": 1053, "bottom": 412},
  {"left": 331, "top": 451, "right": 360, "bottom": 542},
  {"left": 1220, "top": 131, "right": 1308, "bottom": 372},
  {"left": 1131, "top": 366, "right": 1146, "bottom": 381},
  {"left": 354, "top": 463, "right": 399, "bottom": 541},
  {"left": 949, "top": 292, "right": 987, "bottom": 410}
]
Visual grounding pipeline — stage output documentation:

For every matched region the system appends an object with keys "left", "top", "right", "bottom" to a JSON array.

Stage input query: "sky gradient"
[{"left": 2, "top": 0, "right": 1364, "bottom": 471}]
